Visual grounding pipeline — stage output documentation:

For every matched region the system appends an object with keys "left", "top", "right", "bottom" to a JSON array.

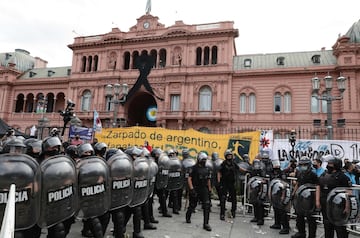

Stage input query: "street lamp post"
[
  {"left": 105, "top": 83, "right": 129, "bottom": 128},
  {"left": 311, "top": 74, "right": 346, "bottom": 140}
]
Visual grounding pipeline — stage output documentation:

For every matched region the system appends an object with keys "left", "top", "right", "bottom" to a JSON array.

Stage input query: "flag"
[
  {"left": 260, "top": 130, "right": 274, "bottom": 160},
  {"left": 93, "top": 110, "right": 102, "bottom": 132}
]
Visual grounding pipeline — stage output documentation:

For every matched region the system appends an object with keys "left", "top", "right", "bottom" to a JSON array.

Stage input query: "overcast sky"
[{"left": 1, "top": 0, "right": 359, "bottom": 67}]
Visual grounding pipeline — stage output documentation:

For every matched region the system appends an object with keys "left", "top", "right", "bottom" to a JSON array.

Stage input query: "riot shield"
[
  {"left": 327, "top": 187, "right": 359, "bottom": 226},
  {"left": 155, "top": 153, "right": 170, "bottom": 190},
  {"left": 129, "top": 156, "right": 150, "bottom": 207},
  {"left": 147, "top": 158, "right": 159, "bottom": 197},
  {"left": 38, "top": 155, "right": 78, "bottom": 228},
  {"left": 77, "top": 156, "right": 110, "bottom": 219},
  {"left": 107, "top": 153, "right": 133, "bottom": 210},
  {"left": 269, "top": 178, "right": 291, "bottom": 210},
  {"left": 0, "top": 154, "right": 40, "bottom": 230},
  {"left": 247, "top": 176, "right": 268, "bottom": 204},
  {"left": 294, "top": 183, "right": 316, "bottom": 216},
  {"left": 166, "top": 156, "right": 184, "bottom": 191}
]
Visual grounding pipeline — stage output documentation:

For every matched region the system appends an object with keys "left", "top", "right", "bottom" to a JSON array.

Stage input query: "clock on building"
[{"left": 143, "top": 21, "right": 150, "bottom": 29}]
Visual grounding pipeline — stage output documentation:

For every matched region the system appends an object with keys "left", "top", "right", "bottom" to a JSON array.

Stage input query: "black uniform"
[
  {"left": 319, "top": 163, "right": 351, "bottom": 238},
  {"left": 249, "top": 159, "right": 267, "bottom": 226},
  {"left": 269, "top": 168, "right": 290, "bottom": 234},
  {"left": 185, "top": 153, "right": 212, "bottom": 231},
  {"left": 218, "top": 157, "right": 239, "bottom": 219},
  {"left": 292, "top": 166, "right": 319, "bottom": 238}
]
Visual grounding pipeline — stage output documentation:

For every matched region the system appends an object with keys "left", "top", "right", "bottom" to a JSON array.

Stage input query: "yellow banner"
[{"left": 96, "top": 127, "right": 260, "bottom": 162}]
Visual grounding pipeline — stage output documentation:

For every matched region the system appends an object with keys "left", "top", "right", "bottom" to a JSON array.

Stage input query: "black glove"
[{"left": 190, "top": 189, "right": 197, "bottom": 198}]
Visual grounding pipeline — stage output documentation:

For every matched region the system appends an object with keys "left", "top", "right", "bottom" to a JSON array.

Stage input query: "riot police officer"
[
  {"left": 166, "top": 149, "right": 181, "bottom": 214},
  {"left": 42, "top": 136, "right": 76, "bottom": 238},
  {"left": 291, "top": 156, "right": 320, "bottom": 238},
  {"left": 185, "top": 152, "right": 212, "bottom": 231},
  {"left": 152, "top": 148, "right": 172, "bottom": 218},
  {"left": 269, "top": 159, "right": 290, "bottom": 234},
  {"left": 319, "top": 157, "right": 351, "bottom": 238},
  {"left": 249, "top": 158, "right": 267, "bottom": 225},
  {"left": 218, "top": 149, "right": 239, "bottom": 220},
  {"left": 78, "top": 143, "right": 110, "bottom": 238},
  {"left": 94, "top": 142, "right": 108, "bottom": 158},
  {"left": 211, "top": 152, "right": 222, "bottom": 205}
]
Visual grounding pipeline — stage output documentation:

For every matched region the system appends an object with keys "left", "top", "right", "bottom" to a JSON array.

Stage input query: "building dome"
[
  {"left": 345, "top": 19, "right": 360, "bottom": 43},
  {"left": 0, "top": 49, "right": 35, "bottom": 71}
]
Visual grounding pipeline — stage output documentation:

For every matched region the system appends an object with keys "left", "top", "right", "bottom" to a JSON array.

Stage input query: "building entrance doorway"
[{"left": 127, "top": 92, "right": 157, "bottom": 127}]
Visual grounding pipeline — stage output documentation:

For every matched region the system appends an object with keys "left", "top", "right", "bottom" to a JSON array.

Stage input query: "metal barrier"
[
  {"left": 0, "top": 184, "right": 16, "bottom": 238},
  {"left": 241, "top": 173, "right": 252, "bottom": 216}
]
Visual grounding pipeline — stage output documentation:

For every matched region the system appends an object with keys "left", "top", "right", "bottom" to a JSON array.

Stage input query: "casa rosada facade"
[{"left": 0, "top": 14, "right": 360, "bottom": 140}]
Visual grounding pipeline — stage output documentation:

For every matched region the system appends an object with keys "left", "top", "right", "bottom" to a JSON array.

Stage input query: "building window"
[
  {"left": 105, "top": 96, "right": 113, "bottom": 111},
  {"left": 311, "top": 55, "right": 321, "bottom": 64},
  {"left": 274, "top": 93, "right": 281, "bottom": 112},
  {"left": 284, "top": 92, "right": 291, "bottom": 113},
  {"left": 244, "top": 59, "right": 252, "bottom": 67},
  {"left": 204, "top": 46, "right": 210, "bottom": 65},
  {"left": 249, "top": 93, "right": 256, "bottom": 113},
  {"left": 321, "top": 92, "right": 327, "bottom": 113},
  {"left": 211, "top": 46, "right": 218, "bottom": 65},
  {"left": 170, "top": 95, "right": 180, "bottom": 111},
  {"left": 311, "top": 93, "right": 320, "bottom": 113},
  {"left": 199, "top": 86, "right": 212, "bottom": 111},
  {"left": 81, "top": 56, "right": 86, "bottom": 72},
  {"left": 81, "top": 90, "right": 92, "bottom": 111},
  {"left": 276, "top": 56, "right": 285, "bottom": 65},
  {"left": 196, "top": 47, "right": 202, "bottom": 66},
  {"left": 240, "top": 93, "right": 246, "bottom": 113}
]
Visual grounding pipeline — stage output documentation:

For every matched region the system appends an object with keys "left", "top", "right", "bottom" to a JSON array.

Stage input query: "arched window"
[
  {"left": 321, "top": 92, "right": 327, "bottom": 113},
  {"left": 132, "top": 51, "right": 139, "bottom": 69},
  {"left": 81, "top": 90, "right": 92, "bottom": 111},
  {"left": 159, "top": 48, "right": 167, "bottom": 68},
  {"left": 93, "top": 55, "right": 99, "bottom": 71},
  {"left": 46, "top": 93, "right": 55, "bottom": 112},
  {"left": 105, "top": 95, "right": 113, "bottom": 111},
  {"left": 240, "top": 93, "right": 246, "bottom": 113},
  {"left": 25, "top": 93, "right": 34, "bottom": 112},
  {"left": 249, "top": 93, "right": 256, "bottom": 113},
  {"left": 81, "top": 56, "right": 86, "bottom": 72},
  {"left": 15, "top": 94, "right": 25, "bottom": 112},
  {"left": 87, "top": 56, "right": 92, "bottom": 72},
  {"left": 284, "top": 92, "right": 291, "bottom": 113},
  {"left": 274, "top": 92, "right": 281, "bottom": 112},
  {"left": 196, "top": 47, "right": 202, "bottom": 65},
  {"left": 123, "top": 51, "right": 131, "bottom": 70},
  {"left": 199, "top": 86, "right": 212, "bottom": 111},
  {"left": 150, "top": 49, "right": 157, "bottom": 68},
  {"left": 204, "top": 46, "right": 210, "bottom": 65},
  {"left": 311, "top": 93, "right": 320, "bottom": 113},
  {"left": 211, "top": 46, "right": 218, "bottom": 64}
]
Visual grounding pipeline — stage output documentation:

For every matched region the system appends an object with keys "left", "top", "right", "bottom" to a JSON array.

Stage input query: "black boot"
[
  {"left": 132, "top": 232, "right": 144, "bottom": 238},
  {"left": 186, "top": 209, "right": 192, "bottom": 223},
  {"left": 203, "top": 208, "right": 211, "bottom": 231}
]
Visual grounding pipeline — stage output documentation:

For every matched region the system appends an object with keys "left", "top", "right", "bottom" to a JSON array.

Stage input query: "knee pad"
[{"left": 48, "top": 223, "right": 66, "bottom": 238}]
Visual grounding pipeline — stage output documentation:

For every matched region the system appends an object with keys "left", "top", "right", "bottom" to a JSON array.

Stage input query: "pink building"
[{"left": 0, "top": 14, "right": 359, "bottom": 140}]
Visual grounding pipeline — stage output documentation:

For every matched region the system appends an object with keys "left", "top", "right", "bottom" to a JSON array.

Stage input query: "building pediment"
[{"left": 130, "top": 14, "right": 165, "bottom": 32}]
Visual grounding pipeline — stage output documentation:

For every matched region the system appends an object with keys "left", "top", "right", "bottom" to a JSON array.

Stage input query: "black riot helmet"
[
  {"left": 65, "top": 145, "right": 78, "bottom": 159},
  {"left": 25, "top": 139, "right": 42, "bottom": 159},
  {"left": 124, "top": 146, "right": 143, "bottom": 159},
  {"left": 77, "top": 143, "right": 94, "bottom": 158},
  {"left": 42, "top": 136, "right": 62, "bottom": 157},
  {"left": 151, "top": 148, "right": 163, "bottom": 159},
  {"left": 224, "top": 149, "right": 233, "bottom": 160},
  {"left": 3, "top": 137, "right": 26, "bottom": 154},
  {"left": 253, "top": 159, "right": 261, "bottom": 170},
  {"left": 298, "top": 156, "right": 312, "bottom": 172},
  {"left": 105, "top": 148, "right": 121, "bottom": 161},
  {"left": 328, "top": 157, "right": 343, "bottom": 171},
  {"left": 197, "top": 152, "right": 208, "bottom": 163},
  {"left": 182, "top": 149, "right": 190, "bottom": 159},
  {"left": 211, "top": 152, "right": 219, "bottom": 161},
  {"left": 167, "top": 149, "right": 175, "bottom": 158},
  {"left": 94, "top": 142, "right": 107, "bottom": 158}
]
